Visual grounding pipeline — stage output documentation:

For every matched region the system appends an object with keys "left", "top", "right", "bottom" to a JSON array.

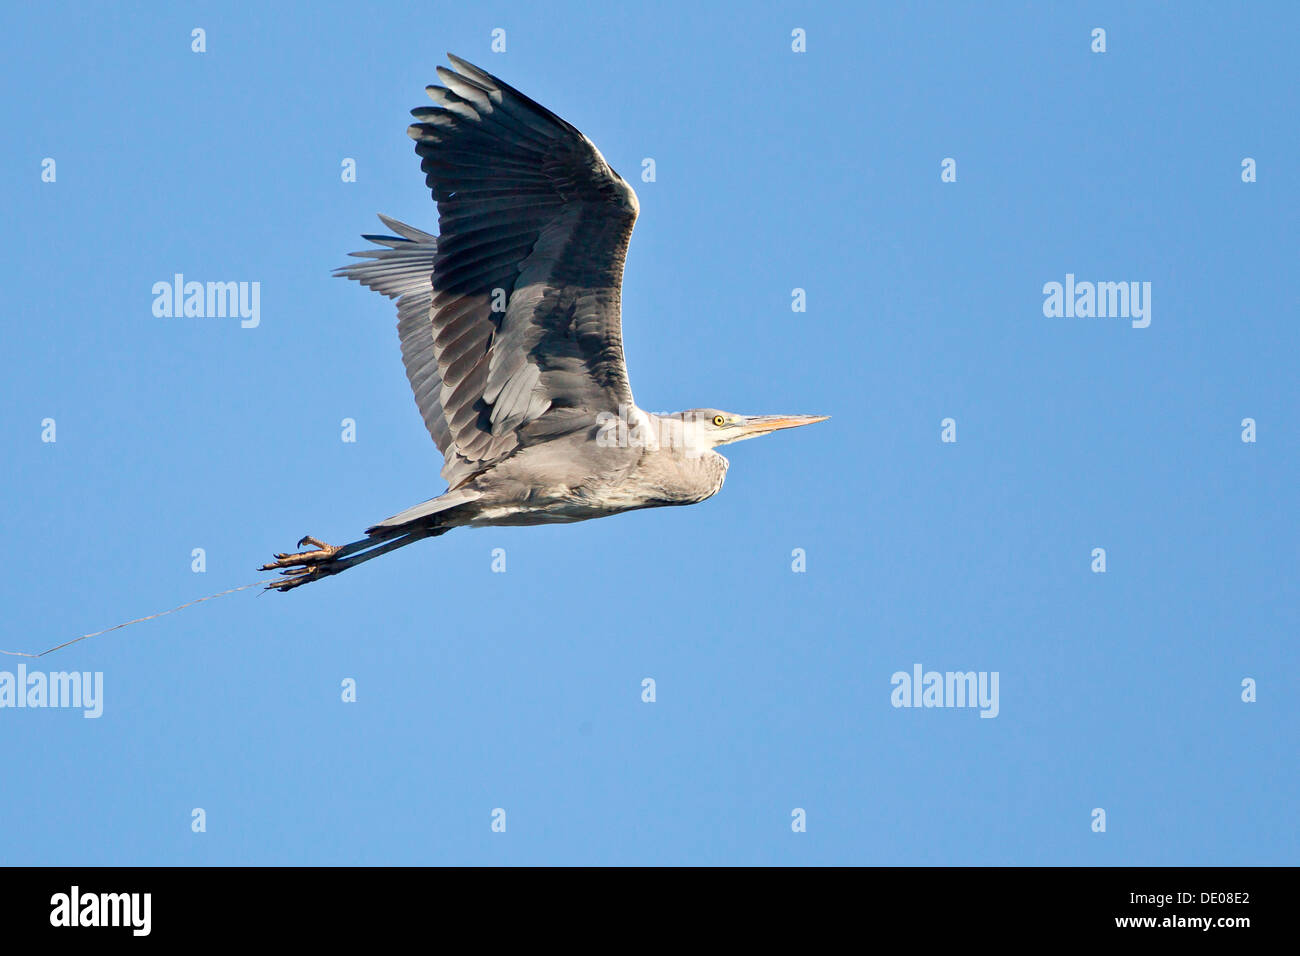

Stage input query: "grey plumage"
[{"left": 263, "top": 55, "right": 826, "bottom": 590}]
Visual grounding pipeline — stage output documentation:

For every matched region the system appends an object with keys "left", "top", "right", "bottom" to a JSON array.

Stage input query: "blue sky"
[{"left": 0, "top": 1, "right": 1294, "bottom": 865}]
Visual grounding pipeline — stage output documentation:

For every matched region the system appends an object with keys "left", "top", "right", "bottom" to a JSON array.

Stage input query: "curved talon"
[
  {"left": 260, "top": 528, "right": 431, "bottom": 592},
  {"left": 266, "top": 563, "right": 335, "bottom": 592},
  {"left": 259, "top": 535, "right": 343, "bottom": 578}
]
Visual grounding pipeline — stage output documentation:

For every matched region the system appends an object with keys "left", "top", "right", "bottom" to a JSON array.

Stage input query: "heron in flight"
[{"left": 262, "top": 55, "right": 827, "bottom": 591}]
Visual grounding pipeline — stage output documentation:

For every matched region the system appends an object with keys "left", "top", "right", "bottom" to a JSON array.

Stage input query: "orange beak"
[{"left": 733, "top": 414, "right": 830, "bottom": 441}]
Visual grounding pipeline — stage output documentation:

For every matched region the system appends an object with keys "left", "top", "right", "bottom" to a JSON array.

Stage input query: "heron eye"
[{"left": 712, "top": 415, "right": 726, "bottom": 427}]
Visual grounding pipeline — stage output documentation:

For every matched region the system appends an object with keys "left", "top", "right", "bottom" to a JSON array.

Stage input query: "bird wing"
[
  {"left": 392, "top": 54, "right": 640, "bottom": 488},
  {"left": 333, "top": 216, "right": 456, "bottom": 455}
]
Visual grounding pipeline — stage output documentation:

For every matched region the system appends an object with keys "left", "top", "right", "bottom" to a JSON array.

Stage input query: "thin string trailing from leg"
[{"left": 0, "top": 579, "right": 282, "bottom": 659}]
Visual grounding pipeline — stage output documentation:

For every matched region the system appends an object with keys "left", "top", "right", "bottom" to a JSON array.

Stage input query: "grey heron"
[{"left": 262, "top": 55, "right": 827, "bottom": 591}]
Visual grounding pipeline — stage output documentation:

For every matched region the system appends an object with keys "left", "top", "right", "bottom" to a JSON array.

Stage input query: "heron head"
[{"left": 683, "top": 409, "right": 830, "bottom": 449}]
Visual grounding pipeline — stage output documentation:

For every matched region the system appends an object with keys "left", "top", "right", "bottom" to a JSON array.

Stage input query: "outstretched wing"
[
  {"left": 392, "top": 54, "right": 640, "bottom": 488},
  {"left": 334, "top": 216, "right": 454, "bottom": 456}
]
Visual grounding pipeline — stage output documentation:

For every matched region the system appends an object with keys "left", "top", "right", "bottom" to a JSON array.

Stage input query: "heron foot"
[{"left": 260, "top": 536, "right": 343, "bottom": 592}]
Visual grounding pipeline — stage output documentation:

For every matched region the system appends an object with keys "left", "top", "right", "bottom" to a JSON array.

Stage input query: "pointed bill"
[{"left": 737, "top": 414, "right": 830, "bottom": 439}]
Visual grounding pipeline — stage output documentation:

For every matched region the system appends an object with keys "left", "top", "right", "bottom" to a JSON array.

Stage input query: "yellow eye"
[{"left": 712, "top": 415, "right": 726, "bottom": 427}]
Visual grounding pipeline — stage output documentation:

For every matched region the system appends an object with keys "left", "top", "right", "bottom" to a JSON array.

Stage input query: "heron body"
[{"left": 263, "top": 55, "right": 826, "bottom": 589}]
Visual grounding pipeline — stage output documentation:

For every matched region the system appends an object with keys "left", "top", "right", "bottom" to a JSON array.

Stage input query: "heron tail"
[{"left": 365, "top": 487, "right": 483, "bottom": 535}]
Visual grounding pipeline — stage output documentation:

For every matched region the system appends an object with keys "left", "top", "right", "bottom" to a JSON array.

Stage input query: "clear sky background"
[{"left": 1, "top": 1, "right": 1294, "bottom": 866}]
